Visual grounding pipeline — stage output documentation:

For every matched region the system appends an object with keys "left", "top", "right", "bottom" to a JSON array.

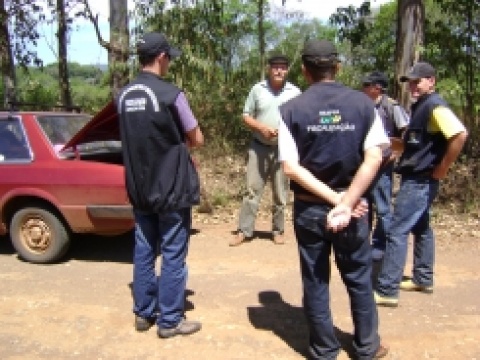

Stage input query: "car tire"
[{"left": 10, "top": 206, "right": 70, "bottom": 264}]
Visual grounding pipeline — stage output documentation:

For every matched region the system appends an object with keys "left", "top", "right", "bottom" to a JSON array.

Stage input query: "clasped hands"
[{"left": 326, "top": 192, "right": 368, "bottom": 233}]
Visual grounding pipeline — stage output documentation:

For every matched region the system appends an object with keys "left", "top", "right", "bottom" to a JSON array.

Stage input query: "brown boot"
[
  {"left": 373, "top": 343, "right": 389, "bottom": 359},
  {"left": 229, "top": 232, "right": 246, "bottom": 247}
]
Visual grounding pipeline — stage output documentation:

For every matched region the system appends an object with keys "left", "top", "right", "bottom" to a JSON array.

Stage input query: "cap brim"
[
  {"left": 168, "top": 47, "right": 182, "bottom": 59},
  {"left": 399, "top": 75, "right": 419, "bottom": 82},
  {"left": 268, "top": 60, "right": 289, "bottom": 65},
  {"left": 361, "top": 75, "right": 373, "bottom": 84}
]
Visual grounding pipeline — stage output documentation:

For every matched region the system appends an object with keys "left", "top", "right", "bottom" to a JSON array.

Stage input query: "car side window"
[{"left": 0, "top": 117, "right": 31, "bottom": 162}]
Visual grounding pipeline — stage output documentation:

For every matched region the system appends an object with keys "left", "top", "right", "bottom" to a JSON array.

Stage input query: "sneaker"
[
  {"left": 135, "top": 315, "right": 156, "bottom": 332},
  {"left": 272, "top": 233, "right": 285, "bottom": 245},
  {"left": 374, "top": 291, "right": 398, "bottom": 308},
  {"left": 400, "top": 278, "right": 433, "bottom": 293},
  {"left": 373, "top": 344, "right": 389, "bottom": 359},
  {"left": 229, "top": 232, "right": 246, "bottom": 247},
  {"left": 157, "top": 319, "right": 202, "bottom": 338}
]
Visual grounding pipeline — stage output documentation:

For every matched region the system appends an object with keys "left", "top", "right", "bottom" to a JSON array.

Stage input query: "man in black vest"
[
  {"left": 374, "top": 62, "right": 468, "bottom": 307},
  {"left": 279, "top": 39, "right": 389, "bottom": 359},
  {"left": 362, "top": 71, "right": 410, "bottom": 260},
  {"left": 116, "top": 32, "right": 204, "bottom": 338}
]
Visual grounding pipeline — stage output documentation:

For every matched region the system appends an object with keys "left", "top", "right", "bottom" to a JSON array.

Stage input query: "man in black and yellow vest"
[{"left": 374, "top": 62, "right": 468, "bottom": 307}]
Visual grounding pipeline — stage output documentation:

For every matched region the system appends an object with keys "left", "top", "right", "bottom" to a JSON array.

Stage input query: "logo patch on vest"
[
  {"left": 125, "top": 97, "right": 147, "bottom": 112},
  {"left": 319, "top": 110, "right": 341, "bottom": 124},
  {"left": 306, "top": 110, "right": 355, "bottom": 132}
]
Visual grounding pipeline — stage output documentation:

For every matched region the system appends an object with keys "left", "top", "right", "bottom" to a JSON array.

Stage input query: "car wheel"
[{"left": 10, "top": 207, "right": 70, "bottom": 264}]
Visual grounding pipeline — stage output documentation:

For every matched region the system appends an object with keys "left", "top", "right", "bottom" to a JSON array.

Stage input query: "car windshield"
[{"left": 36, "top": 115, "right": 121, "bottom": 156}]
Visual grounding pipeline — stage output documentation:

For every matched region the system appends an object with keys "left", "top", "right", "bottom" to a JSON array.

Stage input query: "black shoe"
[
  {"left": 157, "top": 319, "right": 202, "bottom": 338},
  {"left": 135, "top": 315, "right": 156, "bottom": 332}
]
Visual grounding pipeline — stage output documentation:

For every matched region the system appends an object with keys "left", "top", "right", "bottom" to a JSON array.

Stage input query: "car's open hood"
[{"left": 61, "top": 100, "right": 119, "bottom": 150}]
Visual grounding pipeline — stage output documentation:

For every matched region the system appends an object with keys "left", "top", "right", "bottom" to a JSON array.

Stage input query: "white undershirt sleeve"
[
  {"left": 278, "top": 120, "right": 299, "bottom": 163},
  {"left": 364, "top": 109, "right": 390, "bottom": 151}
]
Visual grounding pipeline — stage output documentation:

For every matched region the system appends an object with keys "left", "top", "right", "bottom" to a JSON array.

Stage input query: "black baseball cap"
[
  {"left": 301, "top": 39, "right": 339, "bottom": 67},
  {"left": 136, "top": 32, "right": 181, "bottom": 59},
  {"left": 362, "top": 71, "right": 388, "bottom": 91},
  {"left": 399, "top": 62, "right": 436, "bottom": 82},
  {"left": 267, "top": 53, "right": 290, "bottom": 66}
]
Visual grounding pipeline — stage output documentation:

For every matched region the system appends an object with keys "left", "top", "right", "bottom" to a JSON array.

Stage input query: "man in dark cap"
[
  {"left": 279, "top": 39, "right": 389, "bottom": 359},
  {"left": 375, "top": 61, "right": 468, "bottom": 307},
  {"left": 116, "top": 32, "right": 204, "bottom": 338},
  {"left": 362, "top": 71, "right": 410, "bottom": 260},
  {"left": 230, "top": 52, "right": 301, "bottom": 246}
]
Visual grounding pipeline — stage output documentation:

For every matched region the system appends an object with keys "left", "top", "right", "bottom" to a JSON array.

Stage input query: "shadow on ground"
[
  {"left": 0, "top": 235, "right": 15, "bottom": 256},
  {"left": 248, "top": 290, "right": 357, "bottom": 359}
]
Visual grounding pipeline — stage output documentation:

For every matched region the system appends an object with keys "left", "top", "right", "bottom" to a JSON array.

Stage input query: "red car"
[{"left": 0, "top": 102, "right": 133, "bottom": 264}]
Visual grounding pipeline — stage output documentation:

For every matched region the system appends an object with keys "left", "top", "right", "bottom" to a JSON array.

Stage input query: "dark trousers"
[
  {"left": 293, "top": 200, "right": 380, "bottom": 360},
  {"left": 370, "top": 162, "right": 394, "bottom": 249}
]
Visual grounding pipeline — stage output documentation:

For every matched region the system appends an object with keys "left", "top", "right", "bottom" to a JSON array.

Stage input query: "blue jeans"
[
  {"left": 376, "top": 176, "right": 439, "bottom": 297},
  {"left": 132, "top": 208, "right": 191, "bottom": 329},
  {"left": 293, "top": 200, "right": 380, "bottom": 360},
  {"left": 370, "top": 163, "right": 394, "bottom": 250}
]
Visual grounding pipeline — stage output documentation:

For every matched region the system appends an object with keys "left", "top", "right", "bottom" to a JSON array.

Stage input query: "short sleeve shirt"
[
  {"left": 429, "top": 106, "right": 466, "bottom": 139},
  {"left": 243, "top": 80, "right": 301, "bottom": 144},
  {"left": 173, "top": 92, "right": 198, "bottom": 132}
]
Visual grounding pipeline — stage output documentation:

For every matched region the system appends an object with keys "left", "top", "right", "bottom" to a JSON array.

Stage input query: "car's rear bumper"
[
  {"left": 60, "top": 204, "right": 134, "bottom": 235},
  {"left": 87, "top": 205, "right": 133, "bottom": 219}
]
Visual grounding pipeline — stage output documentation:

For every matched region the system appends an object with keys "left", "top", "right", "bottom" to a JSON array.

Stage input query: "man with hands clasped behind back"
[{"left": 279, "top": 39, "right": 389, "bottom": 359}]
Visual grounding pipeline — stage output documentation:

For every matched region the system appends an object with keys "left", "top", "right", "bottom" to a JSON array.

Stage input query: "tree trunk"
[
  {"left": 0, "top": 0, "right": 17, "bottom": 107},
  {"left": 109, "top": 0, "right": 129, "bottom": 98},
  {"left": 394, "top": 0, "right": 425, "bottom": 109},
  {"left": 258, "top": 0, "right": 265, "bottom": 80},
  {"left": 57, "top": 0, "right": 73, "bottom": 109}
]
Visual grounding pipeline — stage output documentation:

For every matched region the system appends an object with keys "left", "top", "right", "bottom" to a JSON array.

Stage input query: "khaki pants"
[{"left": 237, "top": 139, "right": 288, "bottom": 237}]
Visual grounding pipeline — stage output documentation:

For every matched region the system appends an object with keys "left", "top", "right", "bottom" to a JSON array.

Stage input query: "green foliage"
[
  {"left": 13, "top": 64, "right": 109, "bottom": 113},
  {"left": 138, "top": 1, "right": 340, "bottom": 151},
  {"left": 2, "top": 0, "right": 478, "bottom": 160},
  {"left": 329, "top": 1, "right": 398, "bottom": 87},
  {"left": 2, "top": 1, "right": 43, "bottom": 68}
]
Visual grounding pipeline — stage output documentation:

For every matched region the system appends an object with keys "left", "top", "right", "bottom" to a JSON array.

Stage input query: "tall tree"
[
  {"left": 0, "top": 0, "right": 41, "bottom": 107},
  {"left": 394, "top": 0, "right": 425, "bottom": 108},
  {"left": 257, "top": 0, "right": 266, "bottom": 79},
  {"left": 108, "top": 0, "right": 129, "bottom": 97},
  {"left": 81, "top": 0, "right": 129, "bottom": 97},
  {"left": 0, "top": 0, "right": 16, "bottom": 107},
  {"left": 55, "top": 0, "right": 73, "bottom": 109}
]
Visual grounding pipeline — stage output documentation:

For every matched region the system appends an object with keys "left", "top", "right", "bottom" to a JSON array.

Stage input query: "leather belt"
[
  {"left": 253, "top": 138, "right": 276, "bottom": 147},
  {"left": 295, "top": 193, "right": 329, "bottom": 205},
  {"left": 399, "top": 170, "right": 432, "bottom": 178}
]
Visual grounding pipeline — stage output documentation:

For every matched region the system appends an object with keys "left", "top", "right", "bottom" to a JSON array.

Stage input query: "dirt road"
[{"left": 0, "top": 216, "right": 479, "bottom": 359}]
